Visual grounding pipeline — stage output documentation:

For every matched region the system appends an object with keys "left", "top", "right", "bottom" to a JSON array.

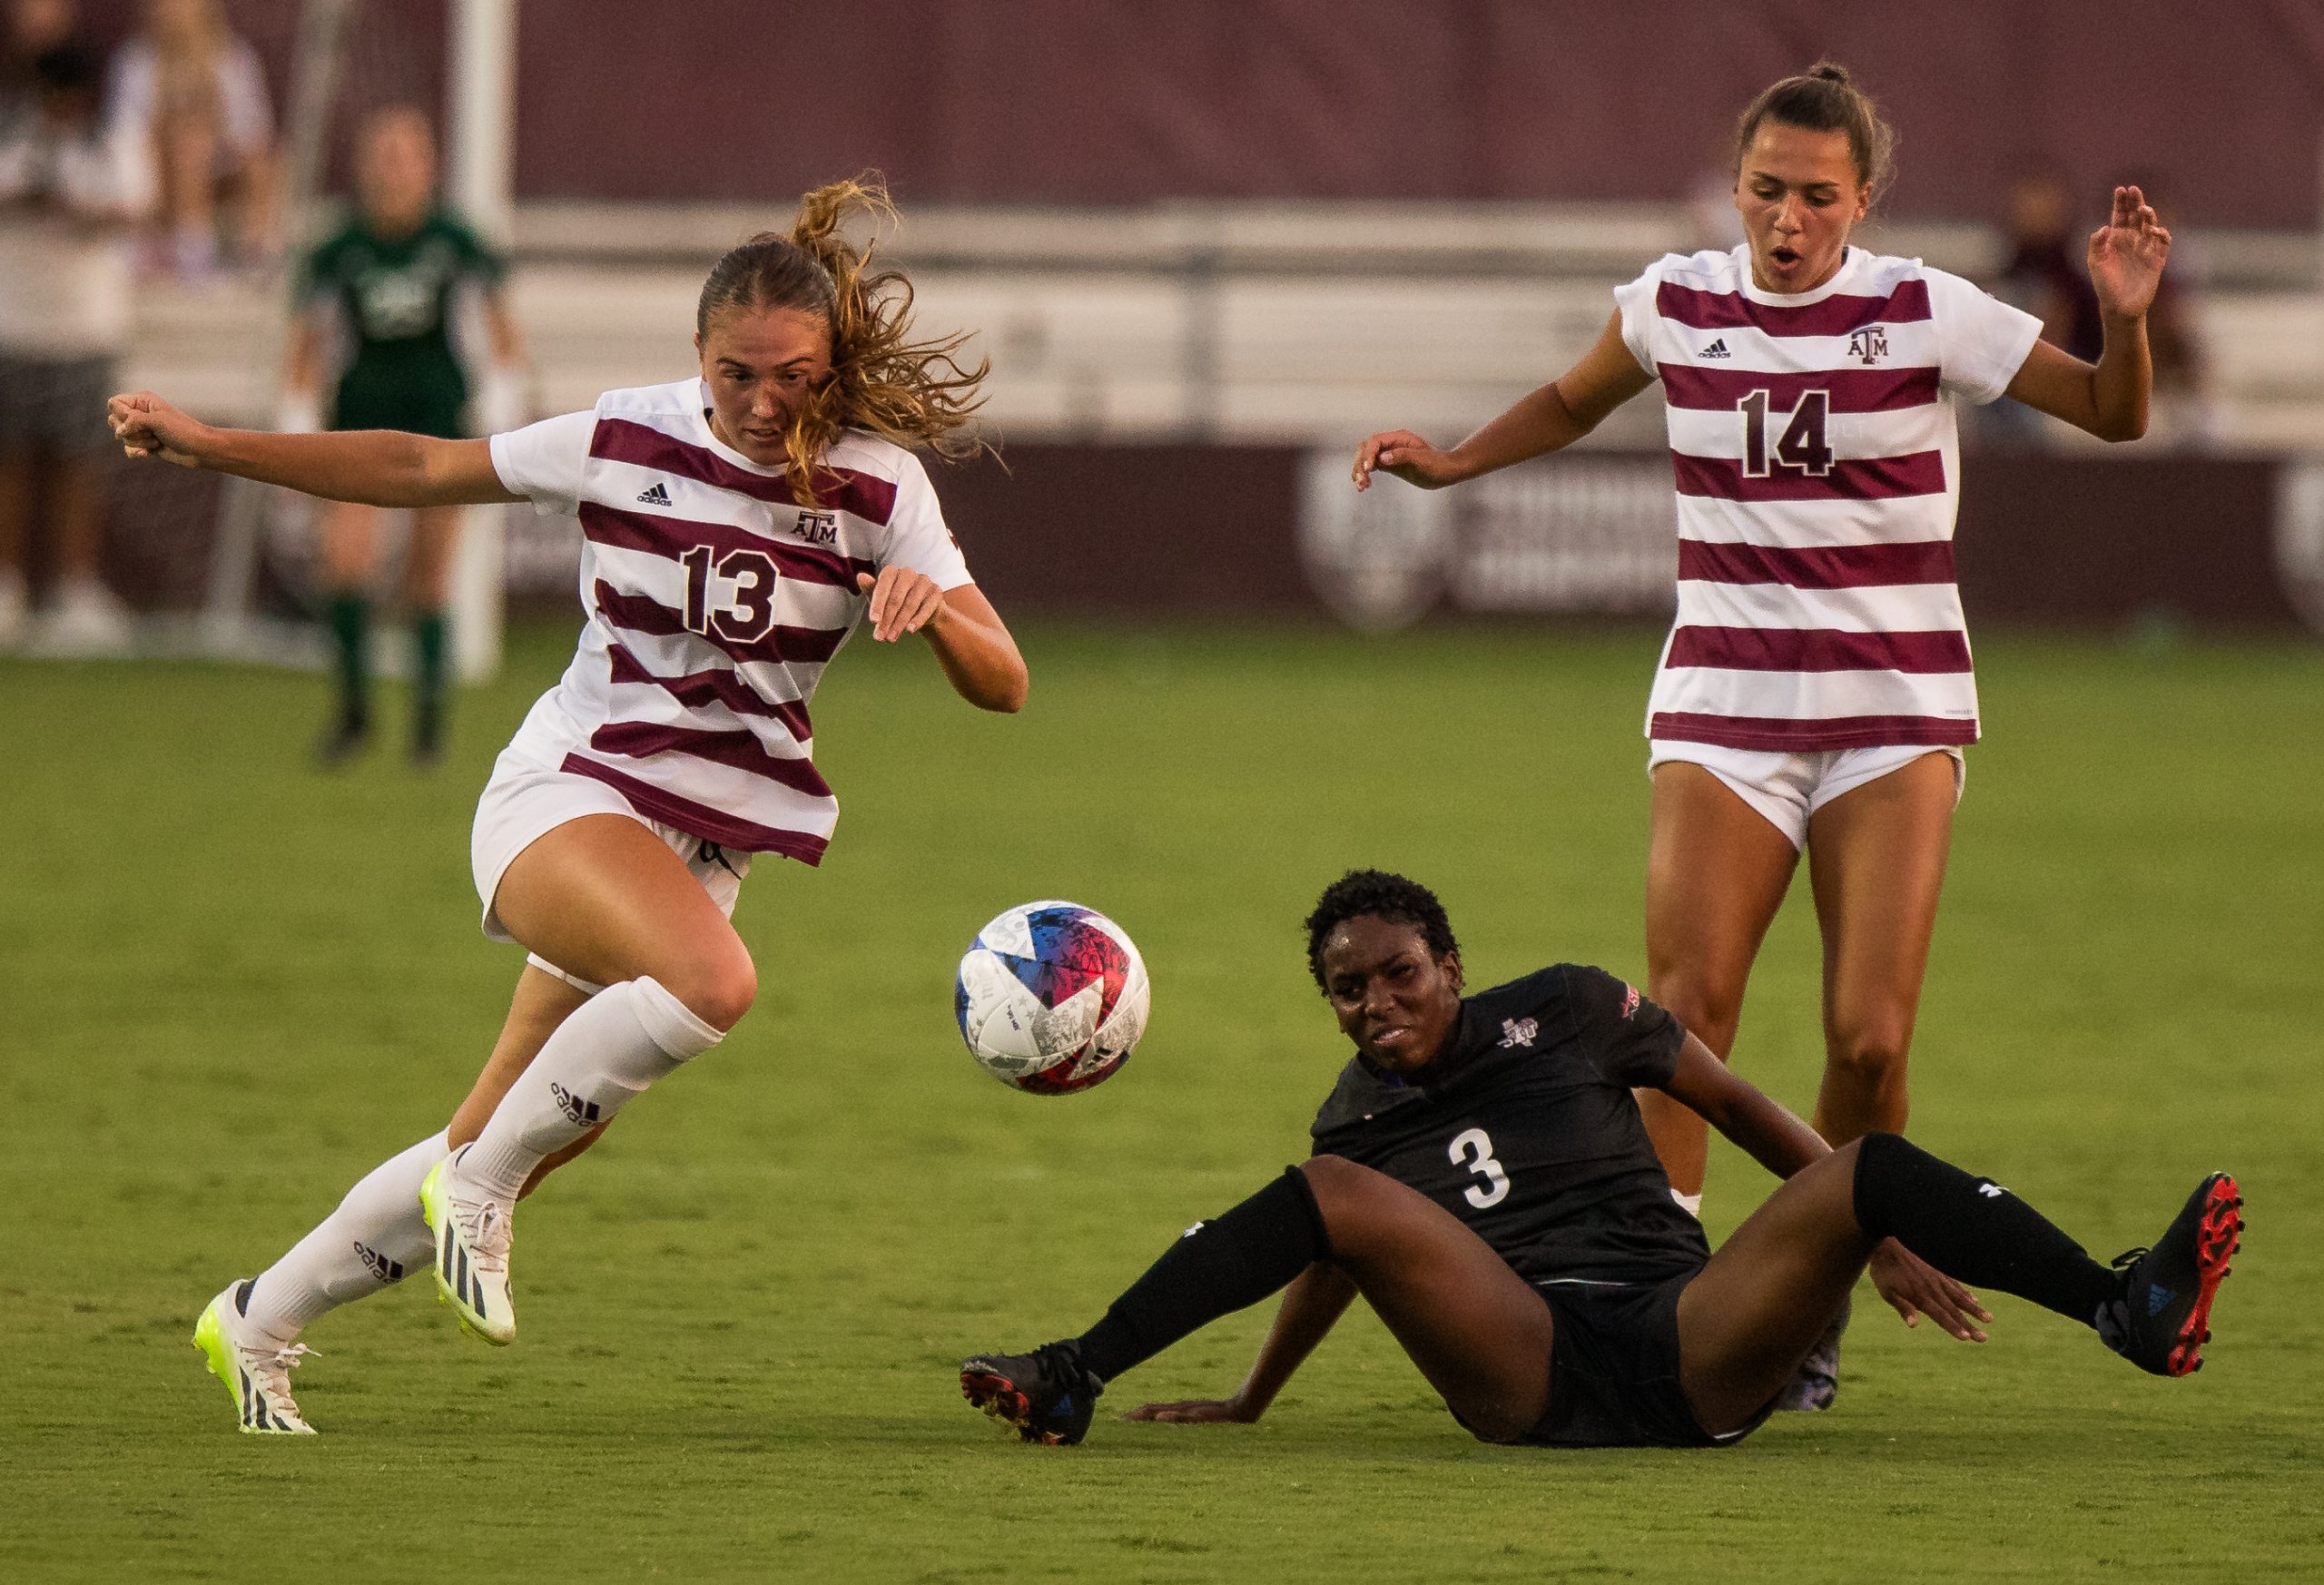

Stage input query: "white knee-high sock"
[
  {"left": 243, "top": 1130, "right": 449, "bottom": 1345},
  {"left": 459, "top": 976, "right": 722, "bottom": 1202}
]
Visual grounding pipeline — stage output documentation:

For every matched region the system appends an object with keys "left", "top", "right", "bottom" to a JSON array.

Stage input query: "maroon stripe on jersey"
[
  {"left": 1657, "top": 278, "right": 1932, "bottom": 337},
  {"left": 588, "top": 719, "right": 834, "bottom": 799},
  {"left": 594, "top": 581, "right": 848, "bottom": 666},
  {"left": 606, "top": 640, "right": 813, "bottom": 742},
  {"left": 1676, "top": 537, "right": 1956, "bottom": 589},
  {"left": 580, "top": 503, "right": 877, "bottom": 588},
  {"left": 1658, "top": 363, "right": 1941, "bottom": 412},
  {"left": 558, "top": 753, "right": 830, "bottom": 863},
  {"left": 1665, "top": 625, "right": 1973, "bottom": 674},
  {"left": 589, "top": 418, "right": 899, "bottom": 525},
  {"left": 1649, "top": 711, "right": 1978, "bottom": 752},
  {"left": 1670, "top": 450, "right": 1945, "bottom": 502}
]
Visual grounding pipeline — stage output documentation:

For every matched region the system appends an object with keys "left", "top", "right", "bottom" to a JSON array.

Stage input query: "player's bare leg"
[
  {"left": 1803, "top": 753, "right": 1956, "bottom": 1144},
  {"left": 422, "top": 816, "right": 750, "bottom": 1343},
  {"left": 1295, "top": 1156, "right": 1556, "bottom": 1441},
  {"left": 1672, "top": 1147, "right": 1874, "bottom": 1432},
  {"left": 447, "top": 965, "right": 604, "bottom": 1198},
  {"left": 0, "top": 446, "right": 32, "bottom": 644},
  {"left": 1640, "top": 763, "right": 1800, "bottom": 1197}
]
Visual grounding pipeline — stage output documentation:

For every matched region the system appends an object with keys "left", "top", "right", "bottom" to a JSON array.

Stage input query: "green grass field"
[{"left": 4, "top": 620, "right": 2319, "bottom": 1583}]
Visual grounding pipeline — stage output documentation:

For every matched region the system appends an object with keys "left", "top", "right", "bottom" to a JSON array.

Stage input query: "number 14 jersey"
[
  {"left": 1309, "top": 965, "right": 1711, "bottom": 1287},
  {"left": 1614, "top": 245, "right": 2041, "bottom": 753},
  {"left": 490, "top": 379, "right": 973, "bottom": 862}
]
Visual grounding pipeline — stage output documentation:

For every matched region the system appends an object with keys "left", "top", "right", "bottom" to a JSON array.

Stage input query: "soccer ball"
[{"left": 955, "top": 901, "right": 1150, "bottom": 1094}]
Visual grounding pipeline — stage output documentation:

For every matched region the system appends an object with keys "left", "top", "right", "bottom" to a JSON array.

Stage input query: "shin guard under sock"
[
  {"left": 461, "top": 977, "right": 723, "bottom": 1202},
  {"left": 1853, "top": 1132, "right": 2117, "bottom": 1325},
  {"left": 243, "top": 1130, "right": 448, "bottom": 1344},
  {"left": 1076, "top": 1167, "right": 1329, "bottom": 1383}
]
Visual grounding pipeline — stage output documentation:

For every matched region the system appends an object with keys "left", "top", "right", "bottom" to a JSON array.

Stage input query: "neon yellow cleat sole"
[
  {"left": 419, "top": 1157, "right": 516, "bottom": 1346},
  {"left": 194, "top": 1283, "right": 317, "bottom": 1433}
]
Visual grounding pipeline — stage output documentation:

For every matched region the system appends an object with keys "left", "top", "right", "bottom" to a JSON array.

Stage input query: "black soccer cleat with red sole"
[
  {"left": 960, "top": 1340, "right": 1101, "bottom": 1446},
  {"left": 2097, "top": 1172, "right": 2241, "bottom": 1377}
]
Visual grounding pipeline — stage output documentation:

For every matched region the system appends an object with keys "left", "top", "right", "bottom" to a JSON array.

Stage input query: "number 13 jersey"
[
  {"left": 1309, "top": 965, "right": 1711, "bottom": 1287},
  {"left": 1614, "top": 246, "right": 2041, "bottom": 753},
  {"left": 489, "top": 379, "right": 973, "bottom": 862}
]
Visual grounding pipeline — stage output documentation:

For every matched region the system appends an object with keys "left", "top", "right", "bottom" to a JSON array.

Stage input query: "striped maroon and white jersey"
[
  {"left": 488, "top": 379, "right": 973, "bottom": 862},
  {"left": 1614, "top": 246, "right": 2041, "bottom": 752}
]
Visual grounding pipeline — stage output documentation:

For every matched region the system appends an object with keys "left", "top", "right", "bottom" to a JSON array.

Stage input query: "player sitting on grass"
[{"left": 961, "top": 870, "right": 2240, "bottom": 1448}]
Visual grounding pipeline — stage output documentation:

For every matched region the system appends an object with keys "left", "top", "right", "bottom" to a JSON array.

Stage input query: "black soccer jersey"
[{"left": 1309, "top": 965, "right": 1711, "bottom": 1286}]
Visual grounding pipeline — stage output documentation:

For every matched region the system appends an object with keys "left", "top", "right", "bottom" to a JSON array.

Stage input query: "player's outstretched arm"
[
  {"left": 2002, "top": 185, "right": 2168, "bottom": 443},
  {"left": 1352, "top": 309, "right": 1653, "bottom": 492},
  {"left": 852, "top": 572, "right": 1028, "bottom": 713},
  {"left": 1660, "top": 1033, "right": 1988, "bottom": 1335},
  {"left": 107, "top": 391, "right": 523, "bottom": 507},
  {"left": 1126, "top": 1261, "right": 1357, "bottom": 1425}
]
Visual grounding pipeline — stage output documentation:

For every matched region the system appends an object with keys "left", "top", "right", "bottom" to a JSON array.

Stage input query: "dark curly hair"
[{"left": 1303, "top": 870, "right": 1460, "bottom": 991}]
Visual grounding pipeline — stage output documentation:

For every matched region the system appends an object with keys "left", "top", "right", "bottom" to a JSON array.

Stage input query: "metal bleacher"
[{"left": 126, "top": 202, "right": 2324, "bottom": 453}]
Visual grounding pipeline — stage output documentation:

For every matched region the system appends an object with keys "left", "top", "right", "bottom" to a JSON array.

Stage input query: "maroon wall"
[
  {"left": 74, "top": 2, "right": 2324, "bottom": 227},
  {"left": 932, "top": 447, "right": 2314, "bottom": 630}
]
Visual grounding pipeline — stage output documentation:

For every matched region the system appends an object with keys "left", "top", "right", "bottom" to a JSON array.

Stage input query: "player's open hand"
[
  {"left": 107, "top": 391, "right": 210, "bottom": 468},
  {"left": 1122, "top": 1395, "right": 1262, "bottom": 1425},
  {"left": 2086, "top": 184, "right": 2171, "bottom": 321},
  {"left": 1352, "top": 429, "right": 1467, "bottom": 492},
  {"left": 853, "top": 567, "right": 944, "bottom": 642},
  {"left": 1869, "top": 1236, "right": 1992, "bottom": 1342}
]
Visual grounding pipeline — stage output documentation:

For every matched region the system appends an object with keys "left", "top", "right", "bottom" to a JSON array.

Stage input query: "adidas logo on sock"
[
  {"left": 1700, "top": 338, "right": 1731, "bottom": 359},
  {"left": 550, "top": 1080, "right": 602, "bottom": 1127},
  {"left": 352, "top": 1241, "right": 405, "bottom": 1283},
  {"left": 636, "top": 481, "right": 672, "bottom": 506}
]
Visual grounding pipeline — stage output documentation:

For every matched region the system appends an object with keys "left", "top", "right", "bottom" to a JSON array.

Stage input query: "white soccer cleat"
[
  {"left": 419, "top": 1148, "right": 516, "bottom": 1345},
  {"left": 193, "top": 1281, "right": 320, "bottom": 1434}
]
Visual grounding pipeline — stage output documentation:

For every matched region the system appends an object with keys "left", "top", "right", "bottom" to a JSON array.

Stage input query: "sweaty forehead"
[
  {"left": 705, "top": 307, "right": 832, "bottom": 367},
  {"left": 1742, "top": 123, "right": 1857, "bottom": 188},
  {"left": 1319, "top": 915, "right": 1429, "bottom": 980}
]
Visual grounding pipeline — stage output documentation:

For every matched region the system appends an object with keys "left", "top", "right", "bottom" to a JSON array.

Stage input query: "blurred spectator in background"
[
  {"left": 1999, "top": 173, "right": 2105, "bottom": 363},
  {"left": 284, "top": 104, "right": 522, "bottom": 765},
  {"left": 107, "top": 0, "right": 274, "bottom": 279},
  {"left": 0, "top": 36, "right": 153, "bottom": 653},
  {"left": 3, "top": 0, "right": 74, "bottom": 102}
]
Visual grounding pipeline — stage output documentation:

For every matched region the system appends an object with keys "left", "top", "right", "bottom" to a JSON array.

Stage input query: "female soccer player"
[
  {"left": 960, "top": 871, "right": 2239, "bottom": 1449},
  {"left": 285, "top": 104, "right": 523, "bottom": 765},
  {"left": 1351, "top": 64, "right": 2172, "bottom": 1406},
  {"left": 112, "top": 177, "right": 1028, "bottom": 1433}
]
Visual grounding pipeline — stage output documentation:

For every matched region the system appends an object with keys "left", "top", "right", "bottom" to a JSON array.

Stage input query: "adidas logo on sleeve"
[
  {"left": 635, "top": 481, "right": 672, "bottom": 506},
  {"left": 1699, "top": 337, "right": 1731, "bottom": 359}
]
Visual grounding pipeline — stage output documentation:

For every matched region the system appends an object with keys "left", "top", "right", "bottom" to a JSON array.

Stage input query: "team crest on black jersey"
[
  {"left": 1498, "top": 1017, "right": 1538, "bottom": 1048},
  {"left": 1848, "top": 326, "right": 1888, "bottom": 364}
]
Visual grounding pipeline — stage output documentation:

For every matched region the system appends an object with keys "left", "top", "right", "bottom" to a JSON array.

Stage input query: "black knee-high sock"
[
  {"left": 325, "top": 592, "right": 369, "bottom": 729},
  {"left": 1075, "top": 1167, "right": 1329, "bottom": 1383},
  {"left": 1853, "top": 1132, "right": 2119, "bottom": 1326}
]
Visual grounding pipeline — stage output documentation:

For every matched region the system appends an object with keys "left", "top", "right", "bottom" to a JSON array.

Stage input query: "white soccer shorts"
[
  {"left": 1646, "top": 740, "right": 1965, "bottom": 851},
  {"left": 470, "top": 743, "right": 751, "bottom": 992}
]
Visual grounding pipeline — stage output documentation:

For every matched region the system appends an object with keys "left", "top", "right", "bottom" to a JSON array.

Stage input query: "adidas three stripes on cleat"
[
  {"left": 194, "top": 1280, "right": 318, "bottom": 1434},
  {"left": 419, "top": 1149, "right": 516, "bottom": 1346},
  {"left": 2098, "top": 1172, "right": 2241, "bottom": 1377}
]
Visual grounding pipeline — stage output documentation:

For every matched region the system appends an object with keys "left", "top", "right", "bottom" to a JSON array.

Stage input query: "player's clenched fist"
[
  {"left": 108, "top": 391, "right": 211, "bottom": 468},
  {"left": 854, "top": 566, "right": 945, "bottom": 642}
]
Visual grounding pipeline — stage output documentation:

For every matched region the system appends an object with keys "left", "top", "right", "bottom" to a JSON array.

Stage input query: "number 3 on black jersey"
[{"left": 1448, "top": 1127, "right": 1510, "bottom": 1209}]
